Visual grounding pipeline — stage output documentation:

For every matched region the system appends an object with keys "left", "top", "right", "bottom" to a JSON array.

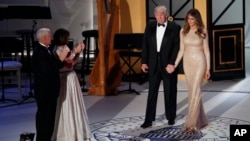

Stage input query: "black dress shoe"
[
  {"left": 140, "top": 122, "right": 152, "bottom": 128},
  {"left": 168, "top": 120, "right": 175, "bottom": 125}
]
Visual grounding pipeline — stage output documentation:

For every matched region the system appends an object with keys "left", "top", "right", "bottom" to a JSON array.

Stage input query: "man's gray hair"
[
  {"left": 36, "top": 28, "right": 51, "bottom": 40},
  {"left": 154, "top": 5, "right": 169, "bottom": 15}
]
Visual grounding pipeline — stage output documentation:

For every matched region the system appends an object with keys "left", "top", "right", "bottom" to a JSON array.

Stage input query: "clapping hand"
[{"left": 74, "top": 43, "right": 85, "bottom": 54}]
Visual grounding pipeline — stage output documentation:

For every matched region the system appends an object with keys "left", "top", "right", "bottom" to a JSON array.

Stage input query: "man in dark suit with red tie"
[
  {"left": 141, "top": 5, "right": 181, "bottom": 128},
  {"left": 32, "top": 28, "right": 68, "bottom": 141}
]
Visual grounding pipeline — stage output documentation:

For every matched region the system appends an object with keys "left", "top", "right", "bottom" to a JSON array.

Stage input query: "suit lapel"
[
  {"left": 150, "top": 23, "right": 157, "bottom": 52},
  {"left": 160, "top": 22, "right": 172, "bottom": 51}
]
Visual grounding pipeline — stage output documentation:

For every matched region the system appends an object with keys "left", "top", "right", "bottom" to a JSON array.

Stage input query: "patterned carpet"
[
  {"left": 90, "top": 115, "right": 250, "bottom": 141},
  {"left": 139, "top": 125, "right": 204, "bottom": 140}
]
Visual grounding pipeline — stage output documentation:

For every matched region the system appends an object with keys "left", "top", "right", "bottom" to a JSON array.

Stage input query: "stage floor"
[{"left": 1, "top": 48, "right": 250, "bottom": 141}]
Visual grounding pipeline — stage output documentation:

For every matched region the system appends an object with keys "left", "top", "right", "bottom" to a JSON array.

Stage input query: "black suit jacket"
[
  {"left": 32, "top": 43, "right": 64, "bottom": 100},
  {"left": 141, "top": 20, "right": 180, "bottom": 76}
]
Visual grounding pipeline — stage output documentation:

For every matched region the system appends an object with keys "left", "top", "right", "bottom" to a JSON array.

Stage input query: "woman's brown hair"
[
  {"left": 53, "top": 28, "right": 70, "bottom": 46},
  {"left": 182, "top": 8, "right": 206, "bottom": 39}
]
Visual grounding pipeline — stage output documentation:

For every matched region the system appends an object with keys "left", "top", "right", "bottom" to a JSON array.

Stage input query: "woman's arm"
[
  {"left": 174, "top": 28, "right": 185, "bottom": 68},
  {"left": 64, "top": 43, "right": 85, "bottom": 68},
  {"left": 55, "top": 45, "right": 70, "bottom": 62},
  {"left": 203, "top": 29, "right": 211, "bottom": 80}
]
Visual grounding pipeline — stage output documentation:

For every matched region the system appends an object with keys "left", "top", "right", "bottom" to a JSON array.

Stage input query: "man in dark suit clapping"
[{"left": 140, "top": 5, "right": 181, "bottom": 128}]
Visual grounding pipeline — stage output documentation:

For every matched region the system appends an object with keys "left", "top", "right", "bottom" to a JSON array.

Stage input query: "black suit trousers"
[
  {"left": 145, "top": 60, "right": 177, "bottom": 122},
  {"left": 35, "top": 98, "right": 58, "bottom": 141}
]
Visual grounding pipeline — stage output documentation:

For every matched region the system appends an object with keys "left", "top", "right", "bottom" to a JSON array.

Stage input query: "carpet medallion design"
[{"left": 90, "top": 115, "right": 250, "bottom": 141}]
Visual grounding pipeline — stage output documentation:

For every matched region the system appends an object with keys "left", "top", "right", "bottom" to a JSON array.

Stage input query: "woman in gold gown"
[{"left": 174, "top": 9, "right": 210, "bottom": 132}]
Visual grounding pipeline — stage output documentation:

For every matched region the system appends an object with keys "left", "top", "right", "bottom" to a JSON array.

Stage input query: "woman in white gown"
[{"left": 51, "top": 28, "right": 92, "bottom": 141}]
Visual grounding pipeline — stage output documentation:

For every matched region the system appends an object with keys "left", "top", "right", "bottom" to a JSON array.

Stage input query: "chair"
[
  {"left": 80, "top": 30, "right": 98, "bottom": 91},
  {"left": 0, "top": 37, "right": 23, "bottom": 102},
  {"left": 81, "top": 30, "right": 99, "bottom": 74}
]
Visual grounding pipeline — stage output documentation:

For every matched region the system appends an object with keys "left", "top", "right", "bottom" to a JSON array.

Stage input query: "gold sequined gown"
[{"left": 175, "top": 28, "right": 210, "bottom": 130}]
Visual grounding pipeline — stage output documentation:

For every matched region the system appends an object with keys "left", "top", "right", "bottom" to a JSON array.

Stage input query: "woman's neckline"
[{"left": 190, "top": 27, "right": 197, "bottom": 30}]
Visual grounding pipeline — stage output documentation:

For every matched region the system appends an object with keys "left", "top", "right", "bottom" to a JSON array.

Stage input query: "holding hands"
[
  {"left": 165, "top": 64, "right": 175, "bottom": 74},
  {"left": 141, "top": 64, "right": 149, "bottom": 73},
  {"left": 142, "top": 64, "right": 176, "bottom": 74}
]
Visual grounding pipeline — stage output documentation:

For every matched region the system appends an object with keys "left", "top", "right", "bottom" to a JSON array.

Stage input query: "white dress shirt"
[{"left": 156, "top": 22, "right": 167, "bottom": 52}]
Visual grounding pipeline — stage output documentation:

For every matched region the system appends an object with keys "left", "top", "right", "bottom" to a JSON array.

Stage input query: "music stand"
[
  {"left": 114, "top": 33, "right": 143, "bottom": 95},
  {"left": 7, "top": 6, "right": 52, "bottom": 104}
]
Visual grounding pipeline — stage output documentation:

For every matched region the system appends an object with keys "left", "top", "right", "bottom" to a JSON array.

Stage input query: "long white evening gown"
[{"left": 51, "top": 45, "right": 91, "bottom": 141}]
